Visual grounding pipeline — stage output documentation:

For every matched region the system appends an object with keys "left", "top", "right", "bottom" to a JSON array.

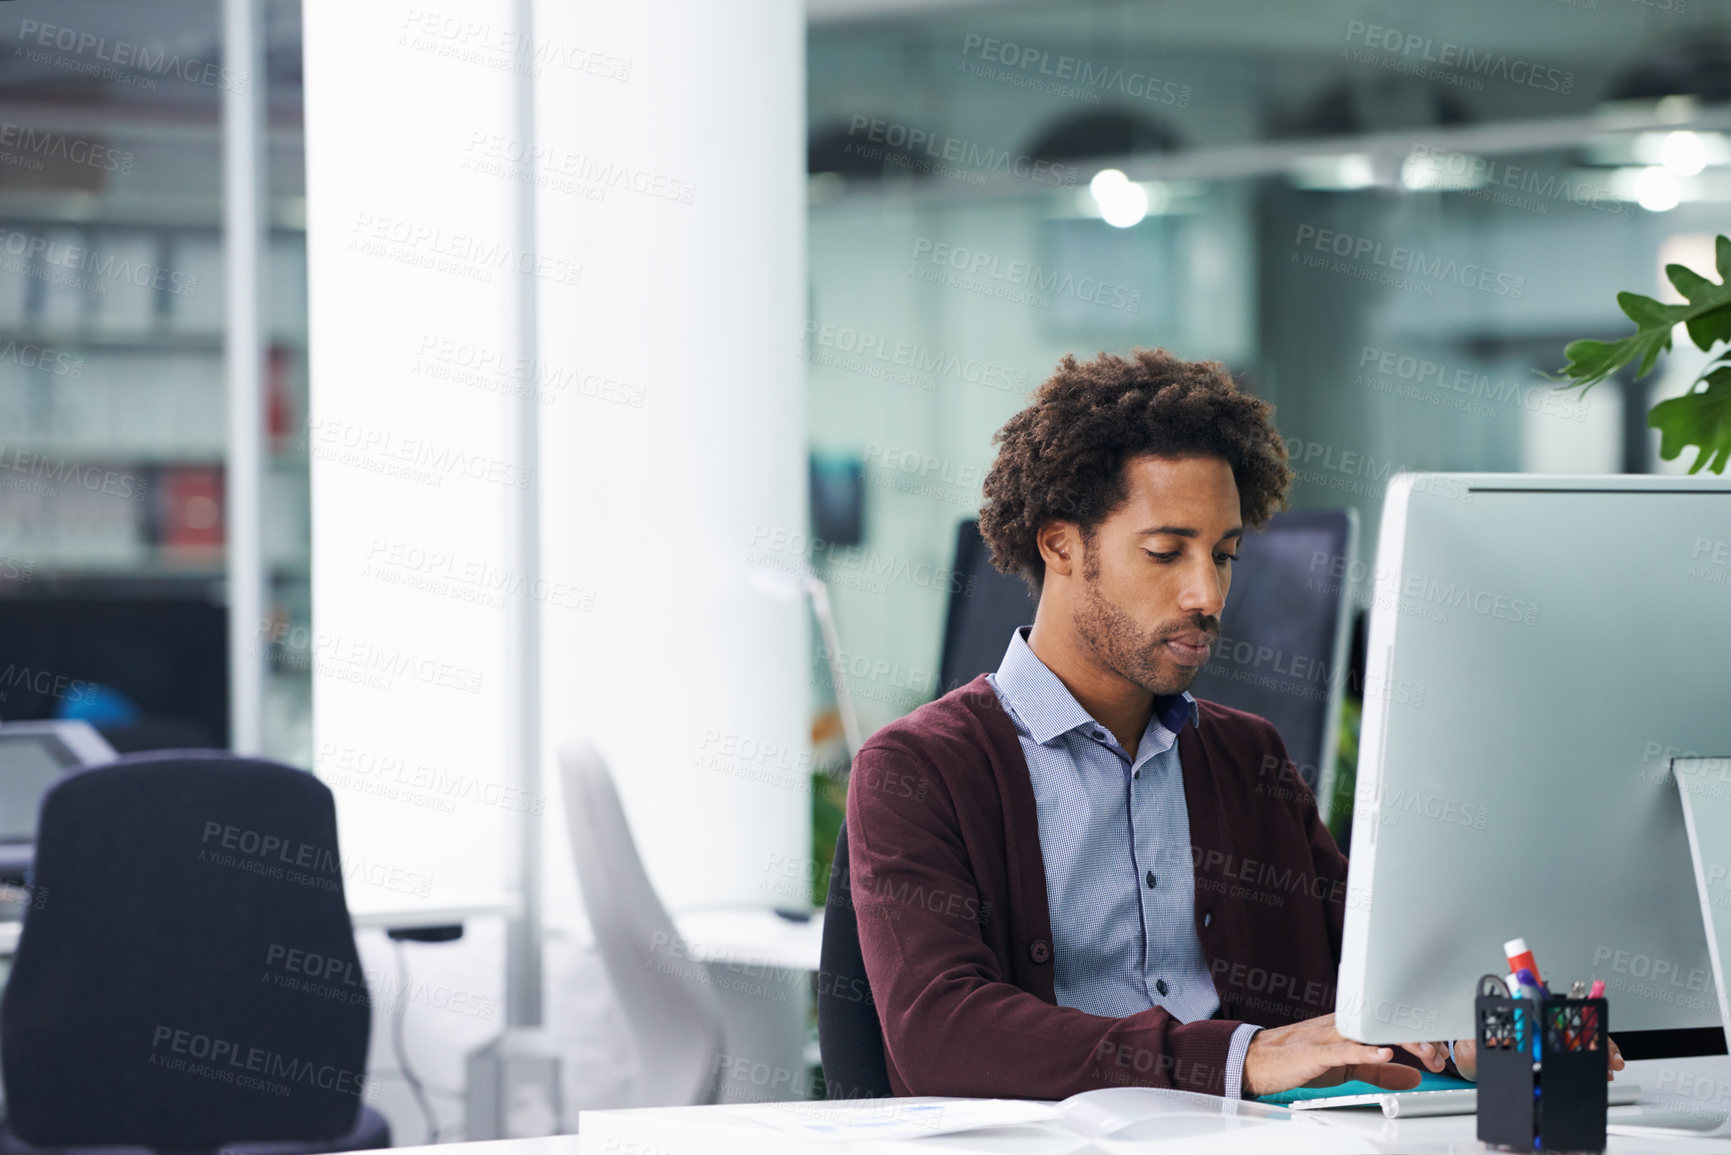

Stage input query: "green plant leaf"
[
  {"left": 1667, "top": 263, "right": 1731, "bottom": 352},
  {"left": 1556, "top": 235, "right": 1731, "bottom": 388},
  {"left": 1619, "top": 290, "right": 1683, "bottom": 329},
  {"left": 1559, "top": 331, "right": 1672, "bottom": 389},
  {"left": 1648, "top": 367, "right": 1731, "bottom": 475}
]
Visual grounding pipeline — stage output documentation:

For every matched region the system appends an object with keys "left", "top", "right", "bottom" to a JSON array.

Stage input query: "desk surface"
[
  {"left": 348, "top": 887, "right": 521, "bottom": 929},
  {"left": 559, "top": 1057, "right": 1731, "bottom": 1154},
  {"left": 0, "top": 894, "right": 815, "bottom": 965},
  {"left": 671, "top": 905, "right": 824, "bottom": 973},
  {"left": 0, "top": 888, "right": 522, "bottom": 956}
]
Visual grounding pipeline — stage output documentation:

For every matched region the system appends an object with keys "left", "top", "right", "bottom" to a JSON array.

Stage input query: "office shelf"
[{"left": 0, "top": 329, "right": 307, "bottom": 354}]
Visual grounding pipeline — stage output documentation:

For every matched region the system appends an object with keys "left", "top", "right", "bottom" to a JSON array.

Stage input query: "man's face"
[{"left": 1070, "top": 454, "right": 1242, "bottom": 697}]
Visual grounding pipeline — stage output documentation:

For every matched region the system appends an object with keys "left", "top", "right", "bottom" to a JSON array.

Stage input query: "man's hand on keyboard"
[{"left": 1243, "top": 1014, "right": 1444, "bottom": 1096}]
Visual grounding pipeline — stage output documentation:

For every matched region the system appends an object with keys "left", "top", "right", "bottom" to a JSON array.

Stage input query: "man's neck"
[{"left": 1025, "top": 618, "right": 1155, "bottom": 755}]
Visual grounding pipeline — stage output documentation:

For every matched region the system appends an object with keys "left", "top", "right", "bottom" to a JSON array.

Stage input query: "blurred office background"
[{"left": 0, "top": 0, "right": 1727, "bottom": 1140}]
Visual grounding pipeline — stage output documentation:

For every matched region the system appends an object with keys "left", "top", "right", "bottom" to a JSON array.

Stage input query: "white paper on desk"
[
  {"left": 722, "top": 1099, "right": 1064, "bottom": 1142},
  {"left": 1053, "top": 1089, "right": 1389, "bottom": 1154},
  {"left": 1055, "top": 1086, "right": 1293, "bottom": 1139}
]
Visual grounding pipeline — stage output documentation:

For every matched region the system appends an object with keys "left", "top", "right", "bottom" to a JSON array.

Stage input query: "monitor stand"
[{"left": 1608, "top": 757, "right": 1731, "bottom": 1138}]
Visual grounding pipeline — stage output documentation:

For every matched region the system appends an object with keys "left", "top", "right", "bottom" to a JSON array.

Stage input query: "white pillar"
[
  {"left": 534, "top": 1, "right": 809, "bottom": 915},
  {"left": 304, "top": 0, "right": 809, "bottom": 1116},
  {"left": 303, "top": 0, "right": 522, "bottom": 908},
  {"left": 302, "top": 0, "right": 522, "bottom": 1131},
  {"left": 502, "top": 0, "right": 546, "bottom": 1032},
  {"left": 223, "top": 0, "right": 265, "bottom": 756}
]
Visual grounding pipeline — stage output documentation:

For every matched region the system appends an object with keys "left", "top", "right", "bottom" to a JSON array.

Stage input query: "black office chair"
[
  {"left": 818, "top": 823, "right": 893, "bottom": 1100},
  {"left": 0, "top": 751, "right": 390, "bottom": 1154}
]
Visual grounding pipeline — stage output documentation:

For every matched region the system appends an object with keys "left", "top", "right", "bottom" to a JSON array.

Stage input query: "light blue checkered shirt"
[{"left": 987, "top": 626, "right": 1261, "bottom": 1098}]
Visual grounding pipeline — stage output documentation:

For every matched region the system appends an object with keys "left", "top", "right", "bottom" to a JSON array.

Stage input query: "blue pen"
[{"left": 1513, "top": 970, "right": 1545, "bottom": 1060}]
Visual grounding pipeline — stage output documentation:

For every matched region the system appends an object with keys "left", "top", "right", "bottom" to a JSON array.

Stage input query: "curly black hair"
[{"left": 978, "top": 348, "right": 1293, "bottom": 594}]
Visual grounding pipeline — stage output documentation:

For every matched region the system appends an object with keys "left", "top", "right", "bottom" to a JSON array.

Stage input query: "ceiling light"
[
  {"left": 1401, "top": 151, "right": 1487, "bottom": 191},
  {"left": 1090, "top": 168, "right": 1148, "bottom": 228},
  {"left": 1289, "top": 153, "right": 1377, "bottom": 191},
  {"left": 1659, "top": 131, "right": 1708, "bottom": 177},
  {"left": 1635, "top": 166, "right": 1681, "bottom": 212}
]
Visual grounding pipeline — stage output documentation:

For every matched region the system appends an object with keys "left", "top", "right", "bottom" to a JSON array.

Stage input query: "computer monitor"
[
  {"left": 937, "top": 519, "right": 1038, "bottom": 697},
  {"left": 1336, "top": 473, "right": 1731, "bottom": 1057},
  {"left": 0, "top": 595, "right": 228, "bottom": 751},
  {"left": 0, "top": 720, "right": 117, "bottom": 880},
  {"left": 937, "top": 511, "right": 1358, "bottom": 805},
  {"left": 1186, "top": 509, "right": 1356, "bottom": 805}
]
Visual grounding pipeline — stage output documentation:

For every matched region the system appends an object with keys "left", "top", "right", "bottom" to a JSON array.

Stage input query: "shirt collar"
[{"left": 993, "top": 625, "right": 1198, "bottom": 747}]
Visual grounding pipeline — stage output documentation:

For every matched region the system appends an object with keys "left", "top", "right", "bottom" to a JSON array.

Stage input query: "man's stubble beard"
[{"left": 1074, "top": 541, "right": 1197, "bottom": 699}]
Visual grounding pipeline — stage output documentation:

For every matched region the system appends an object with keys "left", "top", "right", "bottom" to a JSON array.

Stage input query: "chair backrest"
[
  {"left": 1, "top": 751, "right": 371, "bottom": 1148},
  {"left": 559, "top": 740, "right": 724, "bottom": 1107},
  {"left": 817, "top": 822, "right": 891, "bottom": 1099}
]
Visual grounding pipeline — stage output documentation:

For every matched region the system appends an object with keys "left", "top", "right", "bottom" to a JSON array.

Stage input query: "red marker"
[{"left": 1505, "top": 938, "right": 1543, "bottom": 988}]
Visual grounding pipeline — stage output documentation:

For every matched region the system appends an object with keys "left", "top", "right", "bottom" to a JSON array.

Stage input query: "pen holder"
[{"left": 1475, "top": 988, "right": 1608, "bottom": 1153}]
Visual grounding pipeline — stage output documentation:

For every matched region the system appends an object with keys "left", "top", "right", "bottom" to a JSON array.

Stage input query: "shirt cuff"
[{"left": 1224, "top": 1023, "right": 1262, "bottom": 1099}]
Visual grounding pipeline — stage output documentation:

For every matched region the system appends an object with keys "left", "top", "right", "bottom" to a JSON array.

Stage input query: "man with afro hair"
[{"left": 843, "top": 348, "right": 1483, "bottom": 1101}]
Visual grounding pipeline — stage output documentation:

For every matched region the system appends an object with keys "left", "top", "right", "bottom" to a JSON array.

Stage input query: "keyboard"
[{"left": 1287, "top": 1081, "right": 1643, "bottom": 1119}]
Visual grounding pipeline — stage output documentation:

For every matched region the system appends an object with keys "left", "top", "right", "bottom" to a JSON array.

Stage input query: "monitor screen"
[
  {"left": 0, "top": 597, "right": 228, "bottom": 751},
  {"left": 1186, "top": 512, "right": 1354, "bottom": 792},
  {"left": 937, "top": 520, "right": 1037, "bottom": 696},
  {"left": 0, "top": 734, "right": 78, "bottom": 843}
]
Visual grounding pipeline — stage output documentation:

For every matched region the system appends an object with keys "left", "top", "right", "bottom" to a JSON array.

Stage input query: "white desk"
[
  {"left": 567, "top": 1058, "right": 1731, "bottom": 1154},
  {"left": 672, "top": 906, "right": 825, "bottom": 973},
  {"left": 0, "top": 893, "right": 809, "bottom": 965},
  {"left": 348, "top": 888, "right": 522, "bottom": 931},
  {"left": 0, "top": 888, "right": 522, "bottom": 956}
]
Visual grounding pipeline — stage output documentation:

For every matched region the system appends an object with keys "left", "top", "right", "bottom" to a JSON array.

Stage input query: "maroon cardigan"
[{"left": 846, "top": 674, "right": 1372, "bottom": 1099}]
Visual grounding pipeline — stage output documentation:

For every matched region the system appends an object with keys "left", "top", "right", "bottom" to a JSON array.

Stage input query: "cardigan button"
[
  {"left": 1029, "top": 939, "right": 1051, "bottom": 964},
  {"left": 1203, "top": 910, "right": 1213, "bottom": 928}
]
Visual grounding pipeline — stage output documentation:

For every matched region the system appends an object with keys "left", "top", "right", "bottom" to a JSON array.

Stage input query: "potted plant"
[{"left": 1554, "top": 234, "right": 1731, "bottom": 475}]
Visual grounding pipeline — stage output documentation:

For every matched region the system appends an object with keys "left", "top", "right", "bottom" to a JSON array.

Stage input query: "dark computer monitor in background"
[
  {"left": 0, "top": 597, "right": 229, "bottom": 752},
  {"left": 1184, "top": 509, "right": 1356, "bottom": 797},
  {"left": 938, "top": 510, "right": 1357, "bottom": 806},
  {"left": 937, "top": 519, "right": 1039, "bottom": 698}
]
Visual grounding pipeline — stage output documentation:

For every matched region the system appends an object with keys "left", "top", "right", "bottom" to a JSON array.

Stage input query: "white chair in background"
[{"left": 559, "top": 740, "right": 725, "bottom": 1107}]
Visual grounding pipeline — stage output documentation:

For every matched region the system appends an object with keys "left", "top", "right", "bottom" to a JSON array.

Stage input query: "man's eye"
[
  {"left": 1144, "top": 550, "right": 1179, "bottom": 563},
  {"left": 1216, "top": 552, "right": 1239, "bottom": 565}
]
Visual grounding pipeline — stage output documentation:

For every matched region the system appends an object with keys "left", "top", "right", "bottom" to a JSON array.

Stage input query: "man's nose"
[{"left": 1177, "top": 558, "right": 1226, "bottom": 616}]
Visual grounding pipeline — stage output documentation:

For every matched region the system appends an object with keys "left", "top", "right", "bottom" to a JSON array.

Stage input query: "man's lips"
[{"left": 1164, "top": 633, "right": 1215, "bottom": 664}]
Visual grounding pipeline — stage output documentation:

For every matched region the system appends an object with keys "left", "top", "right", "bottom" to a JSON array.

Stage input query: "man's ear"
[{"left": 1035, "top": 521, "right": 1080, "bottom": 580}]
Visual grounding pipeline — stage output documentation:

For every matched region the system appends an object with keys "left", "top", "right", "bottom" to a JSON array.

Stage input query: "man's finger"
[
  {"left": 1399, "top": 1041, "right": 1444, "bottom": 1071},
  {"left": 1298, "top": 1044, "right": 1390, "bottom": 1089},
  {"left": 1313, "top": 1043, "right": 1406, "bottom": 1081}
]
